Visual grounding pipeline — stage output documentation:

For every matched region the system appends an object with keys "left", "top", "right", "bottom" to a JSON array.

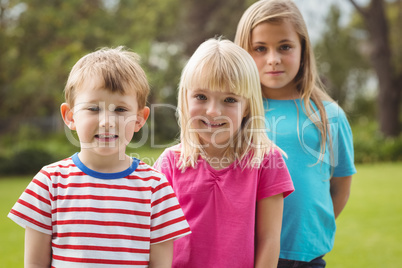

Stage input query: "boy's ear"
[
  {"left": 135, "top": 106, "right": 150, "bottom": 132},
  {"left": 60, "top": 103, "right": 76, "bottom": 130}
]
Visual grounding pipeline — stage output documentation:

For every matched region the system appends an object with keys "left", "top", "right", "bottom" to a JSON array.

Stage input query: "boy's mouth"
[{"left": 95, "top": 134, "right": 118, "bottom": 141}]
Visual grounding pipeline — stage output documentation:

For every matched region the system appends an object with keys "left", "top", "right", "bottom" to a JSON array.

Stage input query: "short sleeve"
[
  {"left": 329, "top": 106, "right": 357, "bottom": 177},
  {"left": 8, "top": 170, "right": 53, "bottom": 235},
  {"left": 149, "top": 173, "right": 191, "bottom": 244},
  {"left": 257, "top": 149, "right": 294, "bottom": 201}
]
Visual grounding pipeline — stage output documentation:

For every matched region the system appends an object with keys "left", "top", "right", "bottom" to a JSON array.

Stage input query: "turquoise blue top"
[{"left": 263, "top": 98, "right": 356, "bottom": 262}]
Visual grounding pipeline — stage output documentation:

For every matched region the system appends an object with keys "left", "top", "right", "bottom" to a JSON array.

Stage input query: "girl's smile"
[
  {"left": 201, "top": 119, "right": 226, "bottom": 128},
  {"left": 186, "top": 88, "right": 248, "bottom": 156}
]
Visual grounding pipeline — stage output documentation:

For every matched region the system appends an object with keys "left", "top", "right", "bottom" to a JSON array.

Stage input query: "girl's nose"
[
  {"left": 266, "top": 50, "right": 280, "bottom": 66},
  {"left": 206, "top": 100, "right": 221, "bottom": 117}
]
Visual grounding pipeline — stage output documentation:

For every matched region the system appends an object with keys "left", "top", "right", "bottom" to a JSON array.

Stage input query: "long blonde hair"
[
  {"left": 235, "top": 0, "right": 333, "bottom": 165},
  {"left": 177, "top": 38, "right": 276, "bottom": 170}
]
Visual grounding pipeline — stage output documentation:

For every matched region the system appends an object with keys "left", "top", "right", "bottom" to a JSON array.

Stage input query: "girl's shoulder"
[
  {"left": 154, "top": 144, "right": 182, "bottom": 170},
  {"left": 321, "top": 100, "right": 349, "bottom": 122},
  {"left": 243, "top": 146, "right": 286, "bottom": 170},
  {"left": 161, "top": 144, "right": 182, "bottom": 158},
  {"left": 263, "top": 146, "right": 286, "bottom": 162}
]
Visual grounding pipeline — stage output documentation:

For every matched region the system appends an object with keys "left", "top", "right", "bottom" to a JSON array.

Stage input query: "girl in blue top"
[{"left": 235, "top": 0, "right": 357, "bottom": 267}]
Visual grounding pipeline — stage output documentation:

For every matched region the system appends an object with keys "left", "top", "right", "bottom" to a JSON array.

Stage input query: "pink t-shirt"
[{"left": 154, "top": 145, "right": 294, "bottom": 268}]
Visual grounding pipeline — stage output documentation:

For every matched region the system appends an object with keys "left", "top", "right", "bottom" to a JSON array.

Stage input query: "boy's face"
[{"left": 62, "top": 76, "right": 148, "bottom": 160}]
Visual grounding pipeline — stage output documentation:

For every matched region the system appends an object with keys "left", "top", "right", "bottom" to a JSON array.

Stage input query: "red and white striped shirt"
[{"left": 8, "top": 153, "right": 191, "bottom": 267}]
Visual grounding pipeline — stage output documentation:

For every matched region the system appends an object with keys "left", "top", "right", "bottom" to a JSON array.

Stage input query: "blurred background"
[
  {"left": 0, "top": 0, "right": 401, "bottom": 169},
  {"left": 0, "top": 0, "right": 401, "bottom": 267}
]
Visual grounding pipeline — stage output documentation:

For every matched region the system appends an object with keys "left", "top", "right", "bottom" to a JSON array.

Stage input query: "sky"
[{"left": 294, "top": 0, "right": 370, "bottom": 43}]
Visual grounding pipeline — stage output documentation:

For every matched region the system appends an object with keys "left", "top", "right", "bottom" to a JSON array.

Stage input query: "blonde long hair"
[
  {"left": 235, "top": 0, "right": 333, "bottom": 165},
  {"left": 177, "top": 38, "right": 276, "bottom": 170}
]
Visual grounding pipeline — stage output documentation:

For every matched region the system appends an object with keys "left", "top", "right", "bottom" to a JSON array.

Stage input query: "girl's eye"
[
  {"left": 88, "top": 106, "right": 100, "bottom": 112},
  {"left": 254, "top": 46, "right": 266, "bottom": 53},
  {"left": 225, "top": 97, "right": 237, "bottom": 103},
  {"left": 195, "top": 94, "right": 207, "bottom": 101},
  {"left": 280, "top": 45, "right": 291, "bottom": 51}
]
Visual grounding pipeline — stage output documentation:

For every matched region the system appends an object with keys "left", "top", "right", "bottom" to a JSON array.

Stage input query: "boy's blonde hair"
[
  {"left": 235, "top": 0, "right": 334, "bottom": 165},
  {"left": 177, "top": 38, "right": 275, "bottom": 170},
  {"left": 64, "top": 46, "right": 150, "bottom": 109}
]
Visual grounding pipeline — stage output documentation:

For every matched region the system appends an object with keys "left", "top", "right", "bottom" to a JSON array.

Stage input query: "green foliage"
[
  {"left": 0, "top": 0, "right": 185, "bottom": 139},
  {"left": 0, "top": 128, "right": 167, "bottom": 174},
  {"left": 144, "top": 42, "right": 184, "bottom": 143},
  {"left": 347, "top": 94, "right": 377, "bottom": 123},
  {"left": 314, "top": 5, "right": 371, "bottom": 108},
  {"left": 352, "top": 121, "right": 402, "bottom": 163},
  {"left": 0, "top": 119, "right": 400, "bottom": 175},
  {"left": 1, "top": 0, "right": 401, "bottom": 146},
  {"left": 1, "top": 147, "right": 57, "bottom": 175},
  {"left": 0, "top": 141, "right": 166, "bottom": 175}
]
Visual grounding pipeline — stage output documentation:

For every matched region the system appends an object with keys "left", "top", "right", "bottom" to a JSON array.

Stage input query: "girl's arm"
[
  {"left": 24, "top": 227, "right": 52, "bottom": 268},
  {"left": 255, "top": 193, "right": 284, "bottom": 268},
  {"left": 330, "top": 175, "right": 352, "bottom": 219},
  {"left": 149, "top": 240, "right": 174, "bottom": 268}
]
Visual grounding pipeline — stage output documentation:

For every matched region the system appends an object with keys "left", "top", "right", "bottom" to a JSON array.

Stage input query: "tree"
[
  {"left": 0, "top": 0, "right": 114, "bottom": 133},
  {"left": 0, "top": 0, "right": 182, "bottom": 136},
  {"left": 348, "top": 0, "right": 402, "bottom": 137},
  {"left": 314, "top": 5, "right": 370, "bottom": 109},
  {"left": 172, "top": 0, "right": 253, "bottom": 56}
]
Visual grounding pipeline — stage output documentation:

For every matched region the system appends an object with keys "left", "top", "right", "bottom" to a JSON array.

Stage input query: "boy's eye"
[
  {"left": 225, "top": 97, "right": 237, "bottom": 103},
  {"left": 195, "top": 94, "right": 207, "bottom": 101},
  {"left": 115, "top": 107, "right": 128, "bottom": 112}
]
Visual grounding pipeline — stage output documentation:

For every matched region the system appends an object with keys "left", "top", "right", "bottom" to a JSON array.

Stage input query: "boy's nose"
[{"left": 100, "top": 111, "right": 116, "bottom": 128}]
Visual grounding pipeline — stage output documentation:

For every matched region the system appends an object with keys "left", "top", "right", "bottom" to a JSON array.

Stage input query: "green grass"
[
  {"left": 325, "top": 162, "right": 402, "bottom": 267},
  {"left": 1, "top": 176, "right": 29, "bottom": 267},
  {"left": 1, "top": 162, "right": 401, "bottom": 267}
]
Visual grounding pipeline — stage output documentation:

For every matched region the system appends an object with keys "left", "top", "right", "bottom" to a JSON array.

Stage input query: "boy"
[{"left": 8, "top": 47, "right": 191, "bottom": 267}]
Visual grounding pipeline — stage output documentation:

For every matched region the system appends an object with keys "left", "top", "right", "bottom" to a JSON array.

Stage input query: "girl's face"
[
  {"left": 186, "top": 88, "right": 248, "bottom": 156},
  {"left": 250, "top": 20, "right": 302, "bottom": 100}
]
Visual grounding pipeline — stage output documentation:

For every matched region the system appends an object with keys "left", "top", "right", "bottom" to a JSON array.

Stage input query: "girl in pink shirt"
[{"left": 154, "top": 37, "right": 294, "bottom": 268}]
